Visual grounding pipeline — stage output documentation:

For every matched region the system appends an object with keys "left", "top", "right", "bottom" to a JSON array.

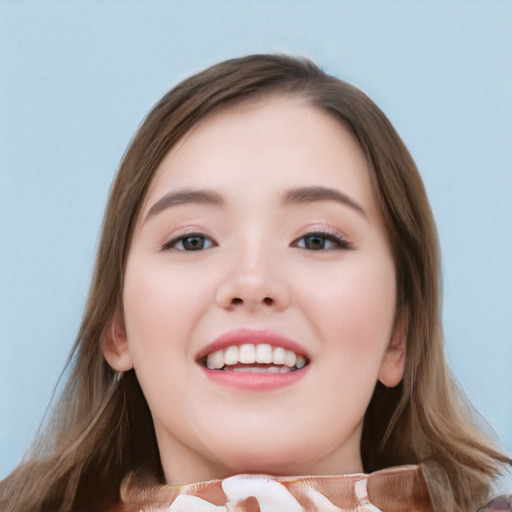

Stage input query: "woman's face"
[{"left": 104, "top": 97, "right": 405, "bottom": 484}]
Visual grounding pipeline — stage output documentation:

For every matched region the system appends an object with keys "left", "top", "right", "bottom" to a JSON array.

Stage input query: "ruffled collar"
[{"left": 117, "top": 465, "right": 433, "bottom": 511}]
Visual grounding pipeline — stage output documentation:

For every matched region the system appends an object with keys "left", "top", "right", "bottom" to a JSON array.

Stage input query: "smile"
[
  {"left": 204, "top": 343, "right": 308, "bottom": 372},
  {"left": 198, "top": 329, "right": 311, "bottom": 389}
]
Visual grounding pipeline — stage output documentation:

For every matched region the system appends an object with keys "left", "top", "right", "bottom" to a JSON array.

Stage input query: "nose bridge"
[
  {"left": 216, "top": 230, "right": 289, "bottom": 311},
  {"left": 237, "top": 233, "right": 270, "bottom": 278}
]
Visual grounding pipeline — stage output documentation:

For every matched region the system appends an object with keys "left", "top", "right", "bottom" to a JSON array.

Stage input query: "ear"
[
  {"left": 378, "top": 309, "right": 407, "bottom": 388},
  {"left": 102, "top": 311, "right": 134, "bottom": 372}
]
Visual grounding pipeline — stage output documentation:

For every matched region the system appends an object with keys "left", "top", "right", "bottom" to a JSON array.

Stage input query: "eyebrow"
[
  {"left": 143, "top": 185, "right": 367, "bottom": 224},
  {"left": 144, "top": 188, "right": 224, "bottom": 223},
  {"left": 283, "top": 186, "right": 367, "bottom": 219}
]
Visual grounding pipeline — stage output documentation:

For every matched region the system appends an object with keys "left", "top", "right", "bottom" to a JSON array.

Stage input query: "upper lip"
[{"left": 196, "top": 328, "right": 311, "bottom": 362}]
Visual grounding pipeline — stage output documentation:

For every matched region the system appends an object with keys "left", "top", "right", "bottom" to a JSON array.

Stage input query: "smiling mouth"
[{"left": 202, "top": 343, "right": 308, "bottom": 373}]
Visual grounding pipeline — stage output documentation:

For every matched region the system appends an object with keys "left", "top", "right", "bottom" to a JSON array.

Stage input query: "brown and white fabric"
[{"left": 116, "top": 465, "right": 511, "bottom": 512}]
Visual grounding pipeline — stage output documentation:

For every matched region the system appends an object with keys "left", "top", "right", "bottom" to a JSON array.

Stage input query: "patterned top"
[
  {"left": 478, "top": 495, "right": 512, "bottom": 511},
  {"left": 115, "top": 465, "right": 511, "bottom": 512}
]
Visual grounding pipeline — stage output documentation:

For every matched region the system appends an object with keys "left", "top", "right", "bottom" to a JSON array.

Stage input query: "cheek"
[
  {"left": 121, "top": 258, "right": 211, "bottom": 375},
  {"left": 120, "top": 258, "right": 217, "bottom": 435},
  {"left": 302, "top": 254, "right": 397, "bottom": 364},
  {"left": 124, "top": 272, "right": 178, "bottom": 346},
  {"left": 124, "top": 256, "right": 209, "bottom": 329}
]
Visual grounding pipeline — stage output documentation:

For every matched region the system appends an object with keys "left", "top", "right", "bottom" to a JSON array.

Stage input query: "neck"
[{"left": 154, "top": 424, "right": 365, "bottom": 485}]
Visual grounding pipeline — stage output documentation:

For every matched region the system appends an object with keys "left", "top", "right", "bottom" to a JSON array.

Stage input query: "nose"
[{"left": 215, "top": 246, "right": 291, "bottom": 312}]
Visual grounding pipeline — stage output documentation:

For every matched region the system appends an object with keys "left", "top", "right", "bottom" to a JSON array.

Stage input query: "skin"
[{"left": 103, "top": 96, "right": 406, "bottom": 485}]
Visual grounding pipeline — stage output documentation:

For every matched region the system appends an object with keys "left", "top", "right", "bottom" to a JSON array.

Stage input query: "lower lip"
[{"left": 202, "top": 366, "right": 309, "bottom": 391}]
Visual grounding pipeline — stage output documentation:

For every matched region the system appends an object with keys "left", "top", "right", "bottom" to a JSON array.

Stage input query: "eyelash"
[
  {"left": 161, "top": 230, "right": 353, "bottom": 252},
  {"left": 161, "top": 232, "right": 216, "bottom": 251},
  {"left": 292, "top": 231, "right": 353, "bottom": 251}
]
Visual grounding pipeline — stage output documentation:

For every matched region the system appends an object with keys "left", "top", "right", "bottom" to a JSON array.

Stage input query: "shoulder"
[{"left": 477, "top": 495, "right": 512, "bottom": 511}]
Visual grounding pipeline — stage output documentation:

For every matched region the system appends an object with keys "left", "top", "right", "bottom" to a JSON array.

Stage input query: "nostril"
[{"left": 225, "top": 296, "right": 277, "bottom": 308}]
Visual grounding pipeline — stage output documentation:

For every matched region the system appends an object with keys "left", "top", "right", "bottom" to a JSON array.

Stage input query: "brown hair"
[{"left": 1, "top": 54, "right": 509, "bottom": 512}]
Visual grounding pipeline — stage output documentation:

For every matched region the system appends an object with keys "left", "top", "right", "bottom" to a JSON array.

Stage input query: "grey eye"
[
  {"left": 162, "top": 234, "right": 215, "bottom": 251},
  {"left": 295, "top": 233, "right": 350, "bottom": 250}
]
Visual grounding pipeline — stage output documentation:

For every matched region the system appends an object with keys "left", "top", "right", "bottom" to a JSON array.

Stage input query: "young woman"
[{"left": 1, "top": 54, "right": 510, "bottom": 512}]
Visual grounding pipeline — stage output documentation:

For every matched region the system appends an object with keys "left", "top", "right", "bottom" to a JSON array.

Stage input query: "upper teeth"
[{"left": 205, "top": 343, "right": 307, "bottom": 370}]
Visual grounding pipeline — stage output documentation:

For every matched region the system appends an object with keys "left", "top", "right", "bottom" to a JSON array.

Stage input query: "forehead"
[{"left": 142, "top": 96, "right": 376, "bottom": 216}]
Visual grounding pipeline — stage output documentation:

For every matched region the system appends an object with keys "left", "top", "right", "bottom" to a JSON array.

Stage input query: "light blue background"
[{"left": 1, "top": 0, "right": 511, "bottom": 484}]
